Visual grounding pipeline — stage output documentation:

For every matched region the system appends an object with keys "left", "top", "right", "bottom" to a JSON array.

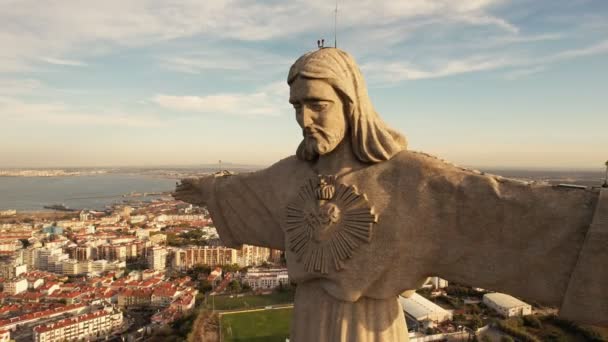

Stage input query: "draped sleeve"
[
  {"left": 205, "top": 157, "right": 302, "bottom": 250},
  {"left": 423, "top": 158, "right": 605, "bottom": 324},
  {"left": 560, "top": 188, "right": 608, "bottom": 325}
]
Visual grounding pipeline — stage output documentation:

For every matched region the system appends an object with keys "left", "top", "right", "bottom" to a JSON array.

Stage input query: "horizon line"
[{"left": 1, "top": 163, "right": 605, "bottom": 172}]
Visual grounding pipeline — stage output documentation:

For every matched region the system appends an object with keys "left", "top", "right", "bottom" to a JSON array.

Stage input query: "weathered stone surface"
[{"left": 174, "top": 48, "right": 606, "bottom": 341}]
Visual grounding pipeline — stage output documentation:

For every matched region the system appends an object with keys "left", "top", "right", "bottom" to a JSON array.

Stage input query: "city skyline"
[{"left": 1, "top": 0, "right": 607, "bottom": 169}]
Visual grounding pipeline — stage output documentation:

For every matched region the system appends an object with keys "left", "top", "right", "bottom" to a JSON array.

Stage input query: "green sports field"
[
  {"left": 220, "top": 307, "right": 292, "bottom": 341},
  {"left": 206, "top": 291, "right": 295, "bottom": 310}
]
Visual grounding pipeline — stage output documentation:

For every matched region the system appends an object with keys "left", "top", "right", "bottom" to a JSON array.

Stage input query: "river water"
[{"left": 0, "top": 174, "right": 176, "bottom": 211}]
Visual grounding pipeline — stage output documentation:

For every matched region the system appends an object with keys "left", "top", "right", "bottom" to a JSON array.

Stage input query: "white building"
[
  {"left": 35, "top": 247, "right": 63, "bottom": 271},
  {"left": 28, "top": 278, "right": 44, "bottom": 290},
  {"left": 155, "top": 214, "right": 205, "bottom": 223},
  {"left": 33, "top": 307, "right": 123, "bottom": 342},
  {"left": 22, "top": 247, "right": 39, "bottom": 269},
  {"left": 79, "top": 210, "right": 90, "bottom": 222},
  {"left": 0, "top": 262, "right": 27, "bottom": 279},
  {"left": 172, "top": 246, "right": 237, "bottom": 269},
  {"left": 0, "top": 209, "right": 17, "bottom": 217},
  {"left": 106, "top": 260, "right": 126, "bottom": 272},
  {"left": 61, "top": 260, "right": 91, "bottom": 275},
  {"left": 91, "top": 260, "right": 108, "bottom": 273},
  {"left": 14, "top": 264, "right": 27, "bottom": 278},
  {"left": 47, "top": 253, "right": 69, "bottom": 274},
  {"left": 483, "top": 293, "right": 532, "bottom": 317},
  {"left": 238, "top": 245, "right": 270, "bottom": 267},
  {"left": 201, "top": 226, "right": 219, "bottom": 239},
  {"left": 399, "top": 293, "right": 452, "bottom": 325},
  {"left": 243, "top": 267, "right": 289, "bottom": 291},
  {"left": 0, "top": 240, "right": 22, "bottom": 252},
  {"left": 3, "top": 278, "right": 28, "bottom": 295},
  {"left": 147, "top": 246, "right": 167, "bottom": 271},
  {"left": 100, "top": 215, "right": 120, "bottom": 225},
  {"left": 135, "top": 229, "right": 150, "bottom": 239},
  {"left": 130, "top": 215, "right": 147, "bottom": 224},
  {"left": 430, "top": 277, "right": 448, "bottom": 289}
]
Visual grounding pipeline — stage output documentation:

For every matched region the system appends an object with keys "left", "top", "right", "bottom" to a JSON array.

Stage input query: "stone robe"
[{"left": 205, "top": 150, "right": 607, "bottom": 341}]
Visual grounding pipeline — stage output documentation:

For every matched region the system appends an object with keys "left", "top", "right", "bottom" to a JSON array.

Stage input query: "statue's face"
[{"left": 289, "top": 77, "right": 347, "bottom": 156}]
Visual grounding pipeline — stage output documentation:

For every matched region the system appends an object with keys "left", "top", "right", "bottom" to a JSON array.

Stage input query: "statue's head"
[{"left": 288, "top": 48, "right": 407, "bottom": 163}]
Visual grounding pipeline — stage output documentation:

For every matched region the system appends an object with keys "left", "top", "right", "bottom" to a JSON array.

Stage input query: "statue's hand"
[{"left": 173, "top": 177, "right": 213, "bottom": 206}]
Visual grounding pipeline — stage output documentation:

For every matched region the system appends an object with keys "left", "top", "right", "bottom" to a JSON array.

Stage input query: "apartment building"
[
  {"left": 147, "top": 246, "right": 167, "bottom": 271},
  {"left": 243, "top": 268, "right": 289, "bottom": 291},
  {"left": 3, "top": 278, "right": 28, "bottom": 295},
  {"left": 33, "top": 308, "right": 123, "bottom": 342}
]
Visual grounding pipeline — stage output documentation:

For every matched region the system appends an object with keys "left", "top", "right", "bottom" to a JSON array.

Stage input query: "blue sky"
[{"left": 1, "top": 0, "right": 606, "bottom": 169}]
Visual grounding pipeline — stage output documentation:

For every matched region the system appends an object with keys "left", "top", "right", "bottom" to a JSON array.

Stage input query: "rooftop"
[
  {"left": 33, "top": 309, "right": 115, "bottom": 333},
  {"left": 398, "top": 293, "right": 450, "bottom": 321},
  {"left": 483, "top": 292, "right": 530, "bottom": 309}
]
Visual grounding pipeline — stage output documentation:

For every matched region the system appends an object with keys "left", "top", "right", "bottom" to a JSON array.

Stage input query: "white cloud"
[
  {"left": 503, "top": 66, "right": 546, "bottom": 80},
  {"left": 0, "top": 0, "right": 514, "bottom": 72},
  {"left": 451, "top": 13, "right": 518, "bottom": 33},
  {"left": 0, "top": 79, "right": 42, "bottom": 95},
  {"left": 363, "top": 56, "right": 514, "bottom": 81},
  {"left": 41, "top": 57, "right": 87, "bottom": 67},
  {"left": 160, "top": 48, "right": 291, "bottom": 76},
  {"left": 501, "top": 39, "right": 608, "bottom": 80},
  {"left": 153, "top": 81, "right": 288, "bottom": 117},
  {"left": 363, "top": 38, "right": 608, "bottom": 83},
  {"left": 0, "top": 97, "right": 162, "bottom": 127},
  {"left": 550, "top": 39, "right": 608, "bottom": 61}
]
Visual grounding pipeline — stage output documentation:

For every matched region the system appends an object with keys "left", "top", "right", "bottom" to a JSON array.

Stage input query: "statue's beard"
[{"left": 302, "top": 126, "right": 345, "bottom": 160}]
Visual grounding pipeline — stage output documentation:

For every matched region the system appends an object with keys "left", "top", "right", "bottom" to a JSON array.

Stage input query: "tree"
[
  {"left": 198, "top": 279, "right": 212, "bottom": 293},
  {"left": 467, "top": 304, "right": 481, "bottom": 314},
  {"left": 453, "top": 314, "right": 466, "bottom": 322},
  {"left": 222, "top": 263, "right": 241, "bottom": 273},
  {"left": 523, "top": 315, "right": 542, "bottom": 329},
  {"left": 229, "top": 280, "right": 242, "bottom": 293},
  {"left": 470, "top": 316, "right": 483, "bottom": 330}
]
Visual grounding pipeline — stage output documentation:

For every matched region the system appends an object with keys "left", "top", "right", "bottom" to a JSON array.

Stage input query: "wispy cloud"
[
  {"left": 0, "top": 79, "right": 42, "bottom": 95},
  {"left": 0, "top": 97, "right": 162, "bottom": 127},
  {"left": 451, "top": 13, "right": 518, "bottom": 33},
  {"left": 0, "top": 0, "right": 515, "bottom": 72},
  {"left": 363, "top": 38, "right": 608, "bottom": 83},
  {"left": 40, "top": 57, "right": 87, "bottom": 67},
  {"left": 549, "top": 39, "right": 608, "bottom": 61},
  {"left": 503, "top": 39, "right": 608, "bottom": 80},
  {"left": 363, "top": 56, "right": 514, "bottom": 82},
  {"left": 503, "top": 66, "right": 547, "bottom": 80},
  {"left": 153, "top": 81, "right": 288, "bottom": 117},
  {"left": 160, "top": 48, "right": 291, "bottom": 77}
]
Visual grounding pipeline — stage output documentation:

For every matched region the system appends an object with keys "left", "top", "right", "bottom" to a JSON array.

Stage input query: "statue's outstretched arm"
[
  {"left": 172, "top": 159, "right": 297, "bottom": 250},
  {"left": 427, "top": 164, "right": 606, "bottom": 325},
  {"left": 173, "top": 176, "right": 214, "bottom": 206}
]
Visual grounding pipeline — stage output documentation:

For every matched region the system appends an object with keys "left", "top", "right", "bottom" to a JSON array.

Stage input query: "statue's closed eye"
[{"left": 309, "top": 102, "right": 328, "bottom": 111}]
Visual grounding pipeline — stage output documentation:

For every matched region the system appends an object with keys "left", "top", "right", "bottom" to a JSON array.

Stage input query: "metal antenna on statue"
[
  {"left": 334, "top": 0, "right": 338, "bottom": 48},
  {"left": 219, "top": 160, "right": 222, "bottom": 173}
]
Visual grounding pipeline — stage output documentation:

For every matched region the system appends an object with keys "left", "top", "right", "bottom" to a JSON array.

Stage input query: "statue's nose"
[{"left": 302, "top": 112, "right": 314, "bottom": 128}]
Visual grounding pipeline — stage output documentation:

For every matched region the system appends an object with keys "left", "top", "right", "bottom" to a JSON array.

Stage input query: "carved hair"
[{"left": 288, "top": 48, "right": 407, "bottom": 163}]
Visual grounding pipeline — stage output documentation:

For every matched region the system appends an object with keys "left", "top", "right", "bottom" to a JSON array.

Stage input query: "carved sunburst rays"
[{"left": 286, "top": 175, "right": 378, "bottom": 274}]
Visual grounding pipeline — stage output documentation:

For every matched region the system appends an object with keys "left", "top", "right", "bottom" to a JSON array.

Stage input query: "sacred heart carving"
[{"left": 285, "top": 175, "right": 378, "bottom": 274}]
